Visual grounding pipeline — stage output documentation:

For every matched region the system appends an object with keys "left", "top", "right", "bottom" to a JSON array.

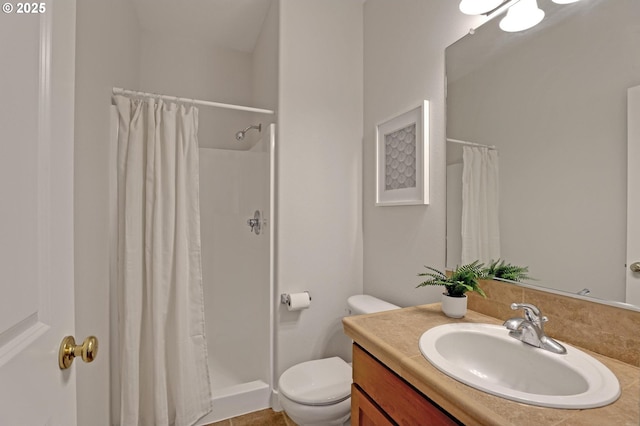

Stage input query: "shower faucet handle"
[{"left": 247, "top": 210, "right": 262, "bottom": 235}]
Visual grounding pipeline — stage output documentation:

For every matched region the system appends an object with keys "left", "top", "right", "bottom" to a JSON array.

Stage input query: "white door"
[
  {"left": 0, "top": 1, "right": 79, "bottom": 425},
  {"left": 627, "top": 85, "right": 640, "bottom": 306}
]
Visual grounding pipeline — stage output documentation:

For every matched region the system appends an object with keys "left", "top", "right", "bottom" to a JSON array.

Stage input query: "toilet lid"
[{"left": 279, "top": 357, "right": 352, "bottom": 406}]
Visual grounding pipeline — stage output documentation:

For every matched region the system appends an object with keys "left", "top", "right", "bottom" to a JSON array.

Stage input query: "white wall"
[
  {"left": 74, "top": 0, "right": 140, "bottom": 424},
  {"left": 252, "top": 0, "right": 279, "bottom": 113},
  {"left": 251, "top": 0, "right": 278, "bottom": 158},
  {"left": 138, "top": 32, "right": 257, "bottom": 150},
  {"left": 276, "top": 0, "right": 364, "bottom": 376},
  {"left": 362, "top": 1, "right": 483, "bottom": 307}
]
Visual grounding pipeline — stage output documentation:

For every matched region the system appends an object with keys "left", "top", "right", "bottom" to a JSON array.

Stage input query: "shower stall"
[
  {"left": 195, "top": 124, "right": 276, "bottom": 424},
  {"left": 109, "top": 104, "right": 276, "bottom": 424}
]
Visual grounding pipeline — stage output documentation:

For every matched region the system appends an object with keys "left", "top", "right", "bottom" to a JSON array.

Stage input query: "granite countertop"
[{"left": 342, "top": 304, "right": 640, "bottom": 426}]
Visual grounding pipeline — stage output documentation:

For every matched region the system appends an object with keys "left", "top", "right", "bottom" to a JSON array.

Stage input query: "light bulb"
[
  {"left": 459, "top": 0, "right": 505, "bottom": 15},
  {"left": 499, "top": 0, "right": 545, "bottom": 32}
]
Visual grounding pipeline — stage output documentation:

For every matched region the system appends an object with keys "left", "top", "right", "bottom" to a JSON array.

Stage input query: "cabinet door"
[
  {"left": 351, "top": 384, "right": 394, "bottom": 426},
  {"left": 353, "top": 345, "right": 460, "bottom": 426}
]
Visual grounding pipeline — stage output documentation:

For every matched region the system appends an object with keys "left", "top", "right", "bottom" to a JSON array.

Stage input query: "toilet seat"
[{"left": 279, "top": 357, "right": 352, "bottom": 406}]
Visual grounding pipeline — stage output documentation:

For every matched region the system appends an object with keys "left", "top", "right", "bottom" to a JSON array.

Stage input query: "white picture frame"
[{"left": 375, "top": 100, "right": 429, "bottom": 206}]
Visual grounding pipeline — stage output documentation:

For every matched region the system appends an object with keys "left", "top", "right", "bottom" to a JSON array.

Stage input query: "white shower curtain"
[
  {"left": 114, "top": 95, "right": 212, "bottom": 426},
  {"left": 461, "top": 146, "right": 500, "bottom": 265}
]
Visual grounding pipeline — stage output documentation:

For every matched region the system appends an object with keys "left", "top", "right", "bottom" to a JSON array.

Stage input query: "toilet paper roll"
[{"left": 287, "top": 292, "right": 311, "bottom": 311}]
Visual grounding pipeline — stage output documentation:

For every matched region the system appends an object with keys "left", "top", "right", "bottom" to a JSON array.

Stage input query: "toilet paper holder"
[{"left": 280, "top": 291, "right": 312, "bottom": 305}]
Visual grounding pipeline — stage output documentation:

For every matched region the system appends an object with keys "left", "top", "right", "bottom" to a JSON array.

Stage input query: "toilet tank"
[{"left": 347, "top": 295, "right": 400, "bottom": 315}]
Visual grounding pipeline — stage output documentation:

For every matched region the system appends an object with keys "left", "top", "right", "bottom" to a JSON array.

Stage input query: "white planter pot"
[{"left": 441, "top": 293, "right": 467, "bottom": 318}]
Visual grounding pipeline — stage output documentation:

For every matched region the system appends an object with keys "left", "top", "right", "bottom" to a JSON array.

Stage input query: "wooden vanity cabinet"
[{"left": 351, "top": 344, "right": 461, "bottom": 426}]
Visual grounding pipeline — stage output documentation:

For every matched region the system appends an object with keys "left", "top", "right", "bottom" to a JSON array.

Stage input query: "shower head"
[{"left": 235, "top": 123, "right": 262, "bottom": 141}]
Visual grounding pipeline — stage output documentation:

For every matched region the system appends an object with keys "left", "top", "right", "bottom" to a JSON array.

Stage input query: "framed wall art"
[{"left": 375, "top": 100, "right": 429, "bottom": 206}]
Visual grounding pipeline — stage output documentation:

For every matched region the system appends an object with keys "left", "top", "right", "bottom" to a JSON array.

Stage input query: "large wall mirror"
[{"left": 446, "top": 0, "right": 640, "bottom": 310}]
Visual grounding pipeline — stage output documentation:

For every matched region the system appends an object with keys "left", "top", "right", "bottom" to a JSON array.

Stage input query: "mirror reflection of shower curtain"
[
  {"left": 113, "top": 95, "right": 212, "bottom": 426},
  {"left": 461, "top": 146, "right": 500, "bottom": 264}
]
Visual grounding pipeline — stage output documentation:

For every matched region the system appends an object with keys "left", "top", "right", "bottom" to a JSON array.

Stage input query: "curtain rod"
[
  {"left": 112, "top": 87, "right": 275, "bottom": 115},
  {"left": 447, "top": 138, "right": 497, "bottom": 150}
]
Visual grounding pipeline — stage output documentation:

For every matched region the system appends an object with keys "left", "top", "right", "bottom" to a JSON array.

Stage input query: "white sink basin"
[{"left": 418, "top": 323, "right": 620, "bottom": 409}]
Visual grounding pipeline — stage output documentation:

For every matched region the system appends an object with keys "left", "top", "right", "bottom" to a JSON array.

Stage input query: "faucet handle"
[{"left": 510, "top": 303, "right": 547, "bottom": 326}]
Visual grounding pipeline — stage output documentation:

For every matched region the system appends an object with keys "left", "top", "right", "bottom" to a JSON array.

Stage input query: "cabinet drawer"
[
  {"left": 352, "top": 344, "right": 459, "bottom": 426},
  {"left": 351, "top": 384, "right": 394, "bottom": 426}
]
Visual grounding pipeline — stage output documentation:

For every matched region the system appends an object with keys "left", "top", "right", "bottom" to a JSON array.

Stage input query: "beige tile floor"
[{"left": 206, "top": 409, "right": 298, "bottom": 426}]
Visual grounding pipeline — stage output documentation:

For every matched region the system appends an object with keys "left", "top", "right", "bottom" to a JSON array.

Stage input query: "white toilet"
[{"left": 277, "top": 294, "right": 400, "bottom": 426}]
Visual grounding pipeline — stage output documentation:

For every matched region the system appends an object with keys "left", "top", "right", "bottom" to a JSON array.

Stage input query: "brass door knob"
[
  {"left": 58, "top": 335, "right": 98, "bottom": 370},
  {"left": 631, "top": 262, "right": 640, "bottom": 273}
]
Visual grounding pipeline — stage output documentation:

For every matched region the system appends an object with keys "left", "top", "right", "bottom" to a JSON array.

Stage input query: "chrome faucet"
[{"left": 503, "top": 303, "right": 567, "bottom": 355}]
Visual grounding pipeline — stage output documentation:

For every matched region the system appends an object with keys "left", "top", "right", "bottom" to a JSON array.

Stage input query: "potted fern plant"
[
  {"left": 484, "top": 259, "right": 532, "bottom": 282},
  {"left": 416, "top": 261, "right": 487, "bottom": 318}
]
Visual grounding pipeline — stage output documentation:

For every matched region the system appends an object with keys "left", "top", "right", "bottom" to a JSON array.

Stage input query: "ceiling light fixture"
[
  {"left": 459, "top": 0, "right": 505, "bottom": 16},
  {"left": 499, "top": 0, "right": 545, "bottom": 32},
  {"left": 460, "top": 0, "right": 581, "bottom": 33}
]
